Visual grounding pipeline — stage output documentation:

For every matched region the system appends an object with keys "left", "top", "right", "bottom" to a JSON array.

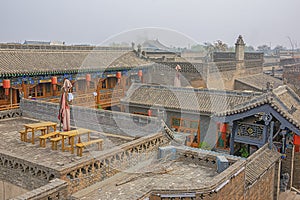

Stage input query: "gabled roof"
[
  {"left": 142, "top": 39, "right": 173, "bottom": 52},
  {"left": 23, "top": 40, "right": 50, "bottom": 45},
  {"left": 0, "top": 50, "right": 152, "bottom": 77},
  {"left": 235, "top": 74, "right": 283, "bottom": 91},
  {"left": 121, "top": 84, "right": 261, "bottom": 114},
  {"left": 216, "top": 85, "right": 300, "bottom": 129}
]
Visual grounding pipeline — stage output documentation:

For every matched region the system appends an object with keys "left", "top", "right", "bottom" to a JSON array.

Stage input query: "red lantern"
[
  {"left": 138, "top": 70, "right": 143, "bottom": 77},
  {"left": 51, "top": 76, "right": 57, "bottom": 85},
  {"left": 148, "top": 109, "right": 152, "bottom": 116},
  {"left": 3, "top": 79, "right": 10, "bottom": 96},
  {"left": 51, "top": 76, "right": 57, "bottom": 91},
  {"left": 294, "top": 135, "right": 300, "bottom": 145},
  {"left": 116, "top": 72, "right": 122, "bottom": 79},
  {"left": 220, "top": 123, "right": 227, "bottom": 133}
]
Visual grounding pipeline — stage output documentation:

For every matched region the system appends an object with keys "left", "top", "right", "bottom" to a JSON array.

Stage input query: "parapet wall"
[
  {"left": 12, "top": 179, "right": 68, "bottom": 200},
  {"left": 148, "top": 146, "right": 246, "bottom": 199},
  {"left": 20, "top": 99, "right": 161, "bottom": 137},
  {"left": 149, "top": 145, "right": 278, "bottom": 200},
  {"left": 0, "top": 152, "right": 60, "bottom": 191},
  {"left": 0, "top": 108, "right": 22, "bottom": 119}
]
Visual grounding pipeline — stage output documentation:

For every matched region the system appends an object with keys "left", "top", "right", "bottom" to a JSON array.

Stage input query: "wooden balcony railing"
[
  {"left": 72, "top": 89, "right": 124, "bottom": 108},
  {"left": 45, "top": 88, "right": 124, "bottom": 109},
  {"left": 0, "top": 103, "right": 20, "bottom": 111}
]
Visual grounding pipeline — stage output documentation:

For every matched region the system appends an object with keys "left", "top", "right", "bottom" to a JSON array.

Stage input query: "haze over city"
[
  {"left": 1, "top": 0, "right": 300, "bottom": 48},
  {"left": 2, "top": 1, "right": 300, "bottom": 199}
]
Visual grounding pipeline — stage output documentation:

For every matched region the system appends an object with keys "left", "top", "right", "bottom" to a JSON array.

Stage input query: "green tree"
[
  {"left": 203, "top": 42, "right": 215, "bottom": 54},
  {"left": 272, "top": 45, "right": 286, "bottom": 55},
  {"left": 257, "top": 44, "right": 271, "bottom": 54},
  {"left": 245, "top": 45, "right": 255, "bottom": 52},
  {"left": 214, "top": 40, "right": 228, "bottom": 52},
  {"left": 239, "top": 146, "right": 249, "bottom": 158}
]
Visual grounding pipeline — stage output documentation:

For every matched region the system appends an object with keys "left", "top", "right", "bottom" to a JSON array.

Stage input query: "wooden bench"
[
  {"left": 76, "top": 139, "right": 103, "bottom": 157},
  {"left": 20, "top": 127, "right": 47, "bottom": 142},
  {"left": 39, "top": 131, "right": 60, "bottom": 147},
  {"left": 50, "top": 136, "right": 63, "bottom": 150}
]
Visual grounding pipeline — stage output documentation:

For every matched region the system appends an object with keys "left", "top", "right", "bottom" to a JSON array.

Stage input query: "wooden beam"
[{"left": 291, "top": 144, "right": 295, "bottom": 189}]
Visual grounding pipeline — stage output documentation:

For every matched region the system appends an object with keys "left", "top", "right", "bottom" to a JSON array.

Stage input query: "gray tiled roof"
[
  {"left": 245, "top": 144, "right": 280, "bottom": 186},
  {"left": 122, "top": 84, "right": 261, "bottom": 114},
  {"left": 0, "top": 50, "right": 152, "bottom": 76},
  {"left": 235, "top": 74, "right": 283, "bottom": 91},
  {"left": 216, "top": 85, "right": 300, "bottom": 129}
]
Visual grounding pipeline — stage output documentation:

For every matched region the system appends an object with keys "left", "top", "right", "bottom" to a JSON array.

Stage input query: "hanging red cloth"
[
  {"left": 58, "top": 92, "right": 71, "bottom": 131},
  {"left": 58, "top": 79, "right": 72, "bottom": 131},
  {"left": 294, "top": 134, "right": 300, "bottom": 145}
]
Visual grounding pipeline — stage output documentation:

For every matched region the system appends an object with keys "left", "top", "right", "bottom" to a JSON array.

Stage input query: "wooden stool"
[{"left": 76, "top": 139, "right": 103, "bottom": 157}]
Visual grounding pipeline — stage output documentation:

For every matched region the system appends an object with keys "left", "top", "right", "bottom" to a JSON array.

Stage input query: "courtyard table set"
[{"left": 19, "top": 121, "right": 103, "bottom": 157}]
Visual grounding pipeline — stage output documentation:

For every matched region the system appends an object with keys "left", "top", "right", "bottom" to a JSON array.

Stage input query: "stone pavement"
[{"left": 72, "top": 158, "right": 218, "bottom": 200}]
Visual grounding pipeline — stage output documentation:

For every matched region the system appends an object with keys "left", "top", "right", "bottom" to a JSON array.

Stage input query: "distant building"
[
  {"left": 23, "top": 40, "right": 50, "bottom": 45},
  {"left": 139, "top": 35, "right": 265, "bottom": 90},
  {"left": 142, "top": 39, "right": 173, "bottom": 52},
  {"left": 50, "top": 41, "right": 65, "bottom": 45}
]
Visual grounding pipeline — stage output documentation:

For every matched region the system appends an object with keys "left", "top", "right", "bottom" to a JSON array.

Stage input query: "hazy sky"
[{"left": 1, "top": 0, "right": 300, "bottom": 48}]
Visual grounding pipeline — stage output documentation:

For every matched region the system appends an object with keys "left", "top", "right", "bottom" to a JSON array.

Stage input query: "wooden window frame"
[
  {"left": 133, "top": 112, "right": 148, "bottom": 116},
  {"left": 171, "top": 117, "right": 200, "bottom": 135}
]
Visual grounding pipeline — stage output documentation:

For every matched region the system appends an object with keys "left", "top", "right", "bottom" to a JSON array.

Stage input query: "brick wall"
[
  {"left": 21, "top": 99, "right": 161, "bottom": 138},
  {"left": 234, "top": 80, "right": 261, "bottom": 92},
  {"left": 149, "top": 145, "right": 278, "bottom": 200},
  {"left": 0, "top": 152, "right": 60, "bottom": 191},
  {"left": 211, "top": 170, "right": 245, "bottom": 200},
  {"left": 0, "top": 180, "right": 28, "bottom": 199},
  {"left": 149, "top": 164, "right": 277, "bottom": 200},
  {"left": 12, "top": 179, "right": 68, "bottom": 200},
  {"left": 293, "top": 151, "right": 300, "bottom": 189},
  {"left": 281, "top": 148, "right": 293, "bottom": 189},
  {"left": 245, "top": 165, "right": 275, "bottom": 200}
]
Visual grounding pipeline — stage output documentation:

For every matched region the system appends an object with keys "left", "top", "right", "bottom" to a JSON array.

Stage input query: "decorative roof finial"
[
  {"left": 266, "top": 82, "right": 273, "bottom": 93},
  {"left": 235, "top": 35, "right": 245, "bottom": 45}
]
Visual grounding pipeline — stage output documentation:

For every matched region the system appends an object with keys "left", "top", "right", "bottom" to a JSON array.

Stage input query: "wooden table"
[
  {"left": 24, "top": 122, "right": 57, "bottom": 144},
  {"left": 60, "top": 128, "right": 91, "bottom": 154}
]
